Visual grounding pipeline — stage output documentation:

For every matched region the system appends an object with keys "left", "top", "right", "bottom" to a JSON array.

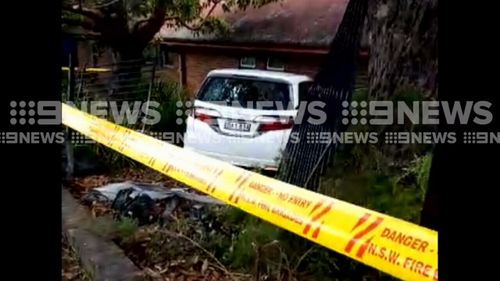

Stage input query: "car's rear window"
[{"left": 197, "top": 76, "right": 292, "bottom": 110}]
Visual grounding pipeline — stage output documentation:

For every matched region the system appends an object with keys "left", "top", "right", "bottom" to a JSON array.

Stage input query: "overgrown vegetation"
[
  {"left": 198, "top": 156, "right": 432, "bottom": 280},
  {"left": 149, "top": 79, "right": 189, "bottom": 136},
  {"left": 65, "top": 77, "right": 434, "bottom": 280},
  {"left": 191, "top": 87, "right": 435, "bottom": 280},
  {"left": 323, "top": 87, "right": 433, "bottom": 221},
  {"left": 90, "top": 215, "right": 140, "bottom": 243}
]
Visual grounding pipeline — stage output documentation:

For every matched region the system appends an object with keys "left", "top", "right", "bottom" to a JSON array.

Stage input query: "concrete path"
[{"left": 62, "top": 187, "right": 145, "bottom": 281}]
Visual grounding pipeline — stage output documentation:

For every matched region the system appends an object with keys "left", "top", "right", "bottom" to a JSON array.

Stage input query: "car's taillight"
[
  {"left": 195, "top": 112, "right": 214, "bottom": 123},
  {"left": 193, "top": 107, "right": 219, "bottom": 125},
  {"left": 257, "top": 117, "right": 294, "bottom": 132}
]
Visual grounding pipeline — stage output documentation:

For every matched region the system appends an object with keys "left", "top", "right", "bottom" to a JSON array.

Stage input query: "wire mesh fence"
[
  {"left": 62, "top": 59, "right": 158, "bottom": 102},
  {"left": 61, "top": 56, "right": 188, "bottom": 143}
]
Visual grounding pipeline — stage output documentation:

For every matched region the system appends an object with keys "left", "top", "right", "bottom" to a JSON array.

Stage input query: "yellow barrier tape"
[
  {"left": 62, "top": 103, "right": 438, "bottom": 281},
  {"left": 61, "top": 66, "right": 111, "bottom": 73}
]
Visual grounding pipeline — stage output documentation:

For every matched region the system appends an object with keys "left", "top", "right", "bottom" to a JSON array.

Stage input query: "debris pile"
[
  {"left": 69, "top": 174, "right": 247, "bottom": 281},
  {"left": 82, "top": 181, "right": 225, "bottom": 226}
]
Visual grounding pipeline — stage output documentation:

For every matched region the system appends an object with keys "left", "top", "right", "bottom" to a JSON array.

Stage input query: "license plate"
[{"left": 224, "top": 121, "right": 251, "bottom": 132}]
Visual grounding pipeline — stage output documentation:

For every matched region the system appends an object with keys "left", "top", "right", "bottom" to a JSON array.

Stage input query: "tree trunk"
[
  {"left": 366, "top": 0, "right": 438, "bottom": 100},
  {"left": 420, "top": 149, "right": 438, "bottom": 229},
  {"left": 365, "top": 0, "right": 438, "bottom": 228}
]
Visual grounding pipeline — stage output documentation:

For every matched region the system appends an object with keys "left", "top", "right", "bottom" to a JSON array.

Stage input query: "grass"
[
  {"left": 88, "top": 215, "right": 139, "bottom": 243},
  {"left": 67, "top": 84, "right": 434, "bottom": 280},
  {"left": 206, "top": 87, "right": 435, "bottom": 280}
]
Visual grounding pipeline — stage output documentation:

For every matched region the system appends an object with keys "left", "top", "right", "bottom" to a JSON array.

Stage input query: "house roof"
[{"left": 159, "top": 0, "right": 350, "bottom": 48}]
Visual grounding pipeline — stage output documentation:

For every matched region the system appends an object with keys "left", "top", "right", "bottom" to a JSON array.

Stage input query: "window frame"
[
  {"left": 160, "top": 49, "right": 176, "bottom": 69},
  {"left": 266, "top": 57, "right": 285, "bottom": 71},
  {"left": 239, "top": 57, "right": 257, "bottom": 69},
  {"left": 143, "top": 44, "right": 157, "bottom": 66}
]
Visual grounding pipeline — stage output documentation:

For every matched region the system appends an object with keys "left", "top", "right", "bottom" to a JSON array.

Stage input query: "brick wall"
[
  {"left": 184, "top": 52, "right": 239, "bottom": 96},
  {"left": 181, "top": 50, "right": 324, "bottom": 98},
  {"left": 73, "top": 41, "right": 367, "bottom": 99},
  {"left": 285, "top": 57, "right": 323, "bottom": 79}
]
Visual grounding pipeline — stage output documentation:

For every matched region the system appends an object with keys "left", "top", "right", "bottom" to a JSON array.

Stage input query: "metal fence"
[{"left": 62, "top": 59, "right": 159, "bottom": 102}]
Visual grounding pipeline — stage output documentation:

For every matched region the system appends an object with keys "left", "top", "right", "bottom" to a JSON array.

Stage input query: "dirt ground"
[{"left": 65, "top": 167, "right": 250, "bottom": 281}]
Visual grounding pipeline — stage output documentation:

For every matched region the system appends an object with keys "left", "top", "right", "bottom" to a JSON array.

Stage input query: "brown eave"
[
  {"left": 162, "top": 40, "right": 329, "bottom": 55},
  {"left": 162, "top": 40, "right": 369, "bottom": 59}
]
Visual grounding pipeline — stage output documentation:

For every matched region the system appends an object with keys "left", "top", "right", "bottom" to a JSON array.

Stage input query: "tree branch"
[
  {"left": 200, "top": 0, "right": 220, "bottom": 21},
  {"left": 133, "top": 0, "right": 172, "bottom": 45},
  {"left": 174, "top": 0, "right": 221, "bottom": 31},
  {"left": 177, "top": 20, "right": 204, "bottom": 31}
]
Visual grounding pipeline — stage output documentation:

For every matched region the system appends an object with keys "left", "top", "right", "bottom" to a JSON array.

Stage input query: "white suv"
[{"left": 183, "top": 69, "right": 313, "bottom": 171}]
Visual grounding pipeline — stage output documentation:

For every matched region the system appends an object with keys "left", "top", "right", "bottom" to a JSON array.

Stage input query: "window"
[
  {"left": 142, "top": 45, "right": 177, "bottom": 68},
  {"left": 160, "top": 49, "right": 176, "bottom": 68},
  {"left": 267, "top": 57, "right": 285, "bottom": 71},
  {"left": 198, "top": 76, "right": 292, "bottom": 110},
  {"left": 160, "top": 45, "right": 177, "bottom": 68},
  {"left": 143, "top": 44, "right": 157, "bottom": 65},
  {"left": 240, "top": 57, "right": 256, "bottom": 69}
]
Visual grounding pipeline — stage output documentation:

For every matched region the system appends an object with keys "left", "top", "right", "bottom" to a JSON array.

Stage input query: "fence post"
[
  {"left": 142, "top": 49, "right": 158, "bottom": 133},
  {"left": 64, "top": 54, "right": 75, "bottom": 181},
  {"left": 68, "top": 53, "right": 76, "bottom": 101}
]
